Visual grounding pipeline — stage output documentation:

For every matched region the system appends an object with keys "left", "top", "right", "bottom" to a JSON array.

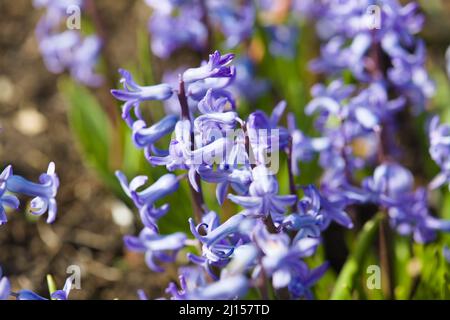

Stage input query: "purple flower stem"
[
  {"left": 408, "top": 275, "right": 421, "bottom": 300},
  {"left": 263, "top": 214, "right": 278, "bottom": 234},
  {"left": 257, "top": 257, "right": 270, "bottom": 300},
  {"left": 339, "top": 117, "right": 355, "bottom": 185},
  {"left": 370, "top": 37, "right": 396, "bottom": 300},
  {"left": 242, "top": 121, "right": 276, "bottom": 233},
  {"left": 177, "top": 77, "right": 205, "bottom": 222},
  {"left": 378, "top": 215, "right": 395, "bottom": 299},
  {"left": 375, "top": 127, "right": 388, "bottom": 163},
  {"left": 276, "top": 287, "right": 291, "bottom": 300},
  {"left": 242, "top": 121, "right": 256, "bottom": 169},
  {"left": 199, "top": 0, "right": 214, "bottom": 56}
]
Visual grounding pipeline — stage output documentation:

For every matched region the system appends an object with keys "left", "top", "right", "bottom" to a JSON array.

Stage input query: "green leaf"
[
  {"left": 157, "top": 175, "right": 198, "bottom": 234},
  {"left": 392, "top": 235, "right": 412, "bottom": 299},
  {"left": 120, "top": 122, "right": 145, "bottom": 177},
  {"left": 136, "top": 26, "right": 155, "bottom": 85},
  {"left": 59, "top": 78, "right": 120, "bottom": 193},
  {"left": 330, "top": 213, "right": 383, "bottom": 300}
]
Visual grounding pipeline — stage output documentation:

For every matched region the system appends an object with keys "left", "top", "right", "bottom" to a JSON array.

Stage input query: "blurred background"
[
  {"left": 0, "top": 0, "right": 171, "bottom": 299},
  {"left": 0, "top": 0, "right": 449, "bottom": 299}
]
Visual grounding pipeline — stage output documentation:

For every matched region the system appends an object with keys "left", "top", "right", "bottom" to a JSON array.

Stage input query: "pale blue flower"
[
  {"left": 124, "top": 227, "right": 187, "bottom": 272},
  {"left": 183, "top": 51, "right": 234, "bottom": 83},
  {"left": 6, "top": 162, "right": 59, "bottom": 224},
  {"left": 111, "top": 69, "right": 174, "bottom": 127}
]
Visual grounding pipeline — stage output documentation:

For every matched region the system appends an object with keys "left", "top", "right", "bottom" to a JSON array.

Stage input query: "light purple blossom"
[
  {"left": 124, "top": 227, "right": 187, "bottom": 272},
  {"left": 34, "top": 0, "right": 103, "bottom": 87},
  {"left": 132, "top": 115, "right": 179, "bottom": 153},
  {"left": 188, "top": 212, "right": 250, "bottom": 276},
  {"left": 254, "top": 224, "right": 320, "bottom": 290},
  {"left": 6, "top": 162, "right": 59, "bottom": 224},
  {"left": 116, "top": 172, "right": 180, "bottom": 229},
  {"left": 15, "top": 290, "right": 48, "bottom": 300},
  {"left": 186, "top": 275, "right": 248, "bottom": 300},
  {"left": 0, "top": 268, "right": 11, "bottom": 300},
  {"left": 228, "top": 165, "right": 296, "bottom": 222},
  {"left": 429, "top": 116, "right": 450, "bottom": 189},
  {"left": 307, "top": 0, "right": 433, "bottom": 111},
  {"left": 148, "top": 8, "right": 207, "bottom": 59},
  {"left": 287, "top": 113, "right": 330, "bottom": 176},
  {"left": 111, "top": 69, "right": 174, "bottom": 127},
  {"left": 0, "top": 166, "right": 20, "bottom": 225},
  {"left": 51, "top": 276, "right": 75, "bottom": 300},
  {"left": 288, "top": 262, "right": 329, "bottom": 299},
  {"left": 209, "top": 0, "right": 255, "bottom": 48},
  {"left": 362, "top": 163, "right": 450, "bottom": 243},
  {"left": 198, "top": 165, "right": 252, "bottom": 205},
  {"left": 229, "top": 58, "right": 268, "bottom": 102},
  {"left": 296, "top": 184, "right": 353, "bottom": 232},
  {"left": 166, "top": 266, "right": 248, "bottom": 300},
  {"left": 265, "top": 24, "right": 299, "bottom": 59},
  {"left": 183, "top": 51, "right": 235, "bottom": 83}
]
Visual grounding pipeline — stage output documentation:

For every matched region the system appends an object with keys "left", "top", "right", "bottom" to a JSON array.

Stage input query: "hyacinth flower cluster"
[
  {"left": 33, "top": 0, "right": 103, "bottom": 87},
  {"left": 14, "top": 0, "right": 448, "bottom": 301},
  {"left": 144, "top": 0, "right": 303, "bottom": 58},
  {"left": 144, "top": 0, "right": 255, "bottom": 58},
  {"left": 110, "top": 1, "right": 450, "bottom": 300},
  {"left": 144, "top": 0, "right": 306, "bottom": 104},
  {"left": 0, "top": 162, "right": 67, "bottom": 300},
  {"left": 277, "top": 0, "right": 450, "bottom": 245},
  {"left": 111, "top": 51, "right": 359, "bottom": 299},
  {"left": 305, "top": 0, "right": 434, "bottom": 111}
]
